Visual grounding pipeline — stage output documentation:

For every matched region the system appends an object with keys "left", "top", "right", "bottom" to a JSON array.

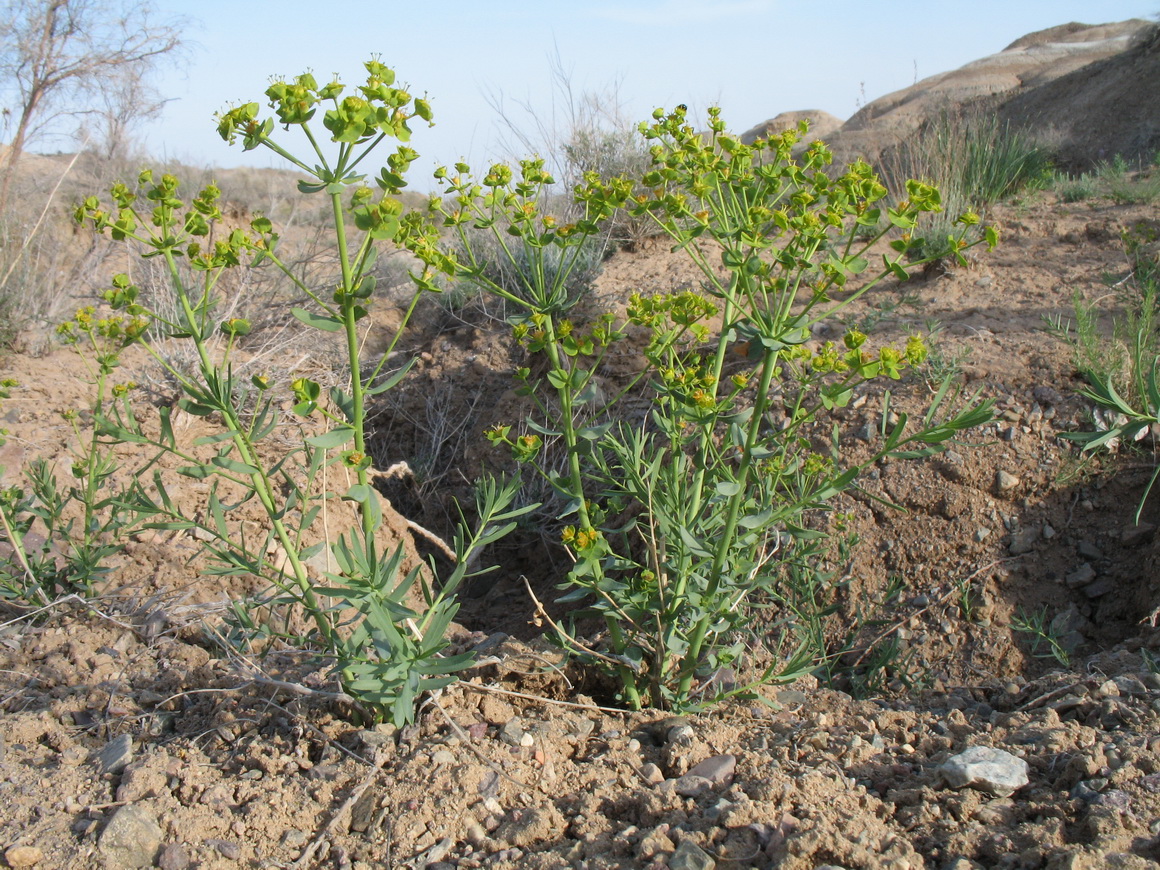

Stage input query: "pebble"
[
  {"left": 1007, "top": 526, "right": 1038, "bottom": 554},
  {"left": 498, "top": 718, "right": 526, "bottom": 747},
  {"left": 995, "top": 470, "right": 1020, "bottom": 494},
  {"left": 670, "top": 839, "right": 715, "bottom": 870},
  {"left": 356, "top": 727, "right": 396, "bottom": 752},
  {"left": 158, "top": 843, "right": 191, "bottom": 870},
  {"left": 1065, "top": 563, "right": 1097, "bottom": 589},
  {"left": 667, "top": 723, "right": 696, "bottom": 744},
  {"left": 686, "top": 754, "right": 736, "bottom": 786},
  {"left": 640, "top": 763, "right": 665, "bottom": 784},
  {"left": 3, "top": 846, "right": 43, "bottom": 867},
  {"left": 940, "top": 746, "right": 1029, "bottom": 797},
  {"left": 1122, "top": 522, "right": 1156, "bottom": 546},
  {"left": 1077, "top": 540, "right": 1103, "bottom": 560},
  {"left": 205, "top": 839, "right": 241, "bottom": 860},
  {"left": 431, "top": 749, "right": 456, "bottom": 766},
  {"left": 95, "top": 734, "right": 134, "bottom": 775},
  {"left": 466, "top": 822, "right": 488, "bottom": 847},
  {"left": 1082, "top": 577, "right": 1115, "bottom": 599},
  {"left": 99, "top": 805, "right": 163, "bottom": 869}
]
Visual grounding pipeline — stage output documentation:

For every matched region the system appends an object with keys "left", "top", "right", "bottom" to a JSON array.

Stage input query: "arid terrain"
[{"left": 2, "top": 18, "right": 1160, "bottom": 870}]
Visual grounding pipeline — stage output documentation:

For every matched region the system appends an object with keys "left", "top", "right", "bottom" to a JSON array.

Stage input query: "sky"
[{"left": 131, "top": 0, "right": 1158, "bottom": 186}]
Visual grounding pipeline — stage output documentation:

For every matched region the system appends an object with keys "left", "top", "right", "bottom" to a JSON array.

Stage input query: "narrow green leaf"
[
  {"left": 290, "top": 307, "right": 344, "bottom": 332},
  {"left": 366, "top": 358, "right": 416, "bottom": 395},
  {"left": 715, "top": 480, "right": 743, "bottom": 497},
  {"left": 176, "top": 398, "right": 214, "bottom": 416},
  {"left": 211, "top": 455, "right": 261, "bottom": 475},
  {"left": 306, "top": 426, "right": 355, "bottom": 449},
  {"left": 176, "top": 464, "right": 213, "bottom": 479}
]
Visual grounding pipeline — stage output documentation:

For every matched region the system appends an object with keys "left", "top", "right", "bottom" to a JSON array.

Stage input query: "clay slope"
[
  {"left": 998, "top": 25, "right": 1160, "bottom": 168},
  {"left": 750, "top": 19, "right": 1157, "bottom": 168}
]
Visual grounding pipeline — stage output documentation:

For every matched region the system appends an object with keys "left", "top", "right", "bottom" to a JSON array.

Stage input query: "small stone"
[
  {"left": 685, "top": 754, "right": 736, "bottom": 786},
  {"left": 1077, "top": 540, "right": 1103, "bottom": 560},
  {"left": 974, "top": 527, "right": 991, "bottom": 543},
  {"left": 355, "top": 727, "right": 396, "bottom": 752},
  {"left": 158, "top": 843, "right": 191, "bottom": 870},
  {"left": 1065, "top": 563, "right": 1097, "bottom": 589},
  {"left": 4, "top": 845, "right": 43, "bottom": 867},
  {"left": 667, "top": 723, "right": 696, "bottom": 744},
  {"left": 565, "top": 717, "right": 596, "bottom": 740},
  {"left": 940, "top": 746, "right": 1029, "bottom": 797},
  {"left": 995, "top": 470, "right": 1020, "bottom": 494},
  {"left": 1008, "top": 526, "right": 1038, "bottom": 554},
  {"left": 466, "top": 821, "right": 488, "bottom": 848},
  {"left": 349, "top": 788, "right": 378, "bottom": 833},
  {"left": 1082, "top": 577, "right": 1115, "bottom": 599},
  {"left": 205, "top": 839, "right": 241, "bottom": 860},
  {"left": 1122, "top": 522, "right": 1156, "bottom": 546},
  {"left": 99, "top": 805, "right": 163, "bottom": 868},
  {"left": 776, "top": 689, "right": 809, "bottom": 707},
  {"left": 498, "top": 718, "right": 526, "bottom": 747},
  {"left": 431, "top": 749, "right": 455, "bottom": 766},
  {"left": 1113, "top": 675, "right": 1148, "bottom": 695},
  {"left": 670, "top": 839, "right": 716, "bottom": 870},
  {"left": 673, "top": 775, "right": 714, "bottom": 797},
  {"left": 1042, "top": 523, "right": 1056, "bottom": 540},
  {"left": 281, "top": 830, "right": 308, "bottom": 848},
  {"left": 95, "top": 733, "right": 134, "bottom": 775},
  {"left": 640, "top": 762, "right": 665, "bottom": 784}
]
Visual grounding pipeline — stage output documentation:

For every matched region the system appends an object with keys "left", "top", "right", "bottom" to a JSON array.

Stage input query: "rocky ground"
[{"left": 0, "top": 177, "right": 1159, "bottom": 870}]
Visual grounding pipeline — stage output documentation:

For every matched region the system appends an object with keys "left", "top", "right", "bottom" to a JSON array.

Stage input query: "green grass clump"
[
  {"left": 885, "top": 110, "right": 1052, "bottom": 261},
  {"left": 1052, "top": 220, "right": 1160, "bottom": 521}
]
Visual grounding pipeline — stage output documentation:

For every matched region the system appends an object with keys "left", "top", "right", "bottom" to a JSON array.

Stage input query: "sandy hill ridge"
[{"left": 744, "top": 18, "right": 1158, "bottom": 168}]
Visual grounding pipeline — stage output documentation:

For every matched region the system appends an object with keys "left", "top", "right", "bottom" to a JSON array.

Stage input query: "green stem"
[
  {"left": 677, "top": 344, "right": 780, "bottom": 700},
  {"left": 162, "top": 249, "right": 337, "bottom": 650},
  {"left": 329, "top": 190, "right": 376, "bottom": 548},
  {"left": 541, "top": 318, "right": 643, "bottom": 710}
]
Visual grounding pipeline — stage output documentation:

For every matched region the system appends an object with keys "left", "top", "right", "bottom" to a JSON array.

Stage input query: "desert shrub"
[
  {"left": 440, "top": 112, "right": 995, "bottom": 711},
  {"left": 450, "top": 219, "right": 607, "bottom": 321},
  {"left": 0, "top": 155, "right": 116, "bottom": 352},
  {"left": 489, "top": 54, "right": 655, "bottom": 251}
]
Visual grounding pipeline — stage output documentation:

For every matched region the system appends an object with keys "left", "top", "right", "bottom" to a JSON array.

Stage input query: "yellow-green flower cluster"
[{"left": 561, "top": 525, "right": 600, "bottom": 552}]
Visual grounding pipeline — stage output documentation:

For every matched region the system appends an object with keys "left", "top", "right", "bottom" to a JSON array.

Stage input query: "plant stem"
[
  {"left": 542, "top": 317, "right": 643, "bottom": 710},
  {"left": 677, "top": 344, "right": 780, "bottom": 700},
  {"left": 162, "top": 249, "right": 337, "bottom": 650},
  {"left": 329, "top": 189, "right": 376, "bottom": 548}
]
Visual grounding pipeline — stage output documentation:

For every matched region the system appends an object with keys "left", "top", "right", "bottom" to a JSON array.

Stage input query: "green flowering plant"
[
  {"left": 452, "top": 108, "right": 995, "bottom": 710},
  {"left": 0, "top": 304, "right": 152, "bottom": 605},
  {"left": 72, "top": 61, "right": 529, "bottom": 725}
]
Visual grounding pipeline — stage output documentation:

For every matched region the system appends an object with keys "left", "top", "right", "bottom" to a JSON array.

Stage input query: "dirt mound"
[
  {"left": 998, "top": 25, "right": 1160, "bottom": 168},
  {"left": 739, "top": 110, "right": 843, "bottom": 145}
]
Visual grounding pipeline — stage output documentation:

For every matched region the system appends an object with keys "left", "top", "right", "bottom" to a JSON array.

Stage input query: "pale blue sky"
[{"left": 144, "top": 0, "right": 1157, "bottom": 182}]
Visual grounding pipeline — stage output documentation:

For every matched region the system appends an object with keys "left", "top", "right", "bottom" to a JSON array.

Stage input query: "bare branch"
[{"left": 0, "top": 0, "right": 188, "bottom": 211}]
